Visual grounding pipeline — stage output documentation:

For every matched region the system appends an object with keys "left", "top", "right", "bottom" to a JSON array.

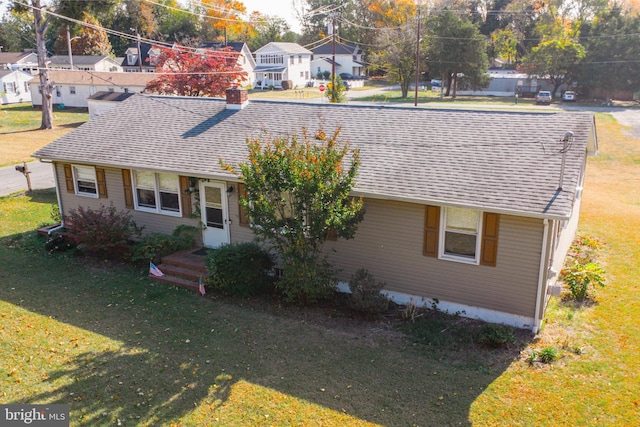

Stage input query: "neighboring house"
[
  {"left": 253, "top": 42, "right": 312, "bottom": 89},
  {"left": 198, "top": 41, "right": 256, "bottom": 86},
  {"left": 0, "top": 50, "right": 40, "bottom": 74},
  {"left": 33, "top": 89, "right": 597, "bottom": 332},
  {"left": 48, "top": 55, "right": 123, "bottom": 72},
  {"left": 87, "top": 91, "right": 135, "bottom": 119},
  {"left": 310, "top": 41, "right": 365, "bottom": 78},
  {"left": 0, "top": 69, "right": 33, "bottom": 104},
  {"left": 29, "top": 70, "right": 157, "bottom": 108},
  {"left": 121, "top": 42, "right": 162, "bottom": 72}
]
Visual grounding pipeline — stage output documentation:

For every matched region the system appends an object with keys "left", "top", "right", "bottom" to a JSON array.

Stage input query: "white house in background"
[
  {"left": 253, "top": 42, "right": 312, "bottom": 89},
  {"left": 0, "top": 69, "right": 34, "bottom": 104},
  {"left": 87, "top": 91, "right": 135, "bottom": 119},
  {"left": 29, "top": 70, "right": 157, "bottom": 108},
  {"left": 48, "top": 55, "right": 123, "bottom": 72},
  {"left": 310, "top": 41, "right": 366, "bottom": 78},
  {"left": 197, "top": 41, "right": 256, "bottom": 86},
  {"left": 0, "top": 51, "right": 40, "bottom": 74}
]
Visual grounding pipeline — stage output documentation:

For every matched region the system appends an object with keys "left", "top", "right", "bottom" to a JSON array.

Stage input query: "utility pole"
[
  {"left": 414, "top": 8, "right": 421, "bottom": 107},
  {"left": 331, "top": 12, "right": 336, "bottom": 103},
  {"left": 66, "top": 26, "right": 74, "bottom": 69}
]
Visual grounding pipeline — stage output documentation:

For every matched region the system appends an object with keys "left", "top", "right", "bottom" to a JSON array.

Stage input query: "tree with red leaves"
[{"left": 144, "top": 46, "right": 248, "bottom": 97}]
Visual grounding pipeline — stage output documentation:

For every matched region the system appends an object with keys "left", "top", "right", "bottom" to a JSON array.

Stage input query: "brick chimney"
[{"left": 225, "top": 87, "right": 248, "bottom": 110}]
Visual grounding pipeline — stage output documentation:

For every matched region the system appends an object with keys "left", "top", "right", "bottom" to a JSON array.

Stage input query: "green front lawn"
[{"left": 0, "top": 103, "right": 89, "bottom": 167}]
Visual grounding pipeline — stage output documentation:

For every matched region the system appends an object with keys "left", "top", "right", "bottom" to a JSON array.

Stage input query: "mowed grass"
[
  {"left": 0, "top": 191, "right": 520, "bottom": 426},
  {"left": 0, "top": 103, "right": 89, "bottom": 167},
  {"left": 468, "top": 113, "right": 640, "bottom": 425},
  {"left": 0, "top": 111, "right": 638, "bottom": 426}
]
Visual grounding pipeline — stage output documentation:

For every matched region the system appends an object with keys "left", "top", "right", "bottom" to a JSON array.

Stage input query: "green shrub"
[
  {"left": 561, "top": 261, "right": 606, "bottom": 300},
  {"left": 348, "top": 268, "right": 389, "bottom": 316},
  {"left": 65, "top": 204, "right": 142, "bottom": 258},
  {"left": 478, "top": 324, "right": 517, "bottom": 348},
  {"left": 538, "top": 347, "right": 558, "bottom": 364},
  {"left": 277, "top": 257, "right": 337, "bottom": 304},
  {"left": 131, "top": 226, "right": 197, "bottom": 264},
  {"left": 206, "top": 243, "right": 274, "bottom": 297}
]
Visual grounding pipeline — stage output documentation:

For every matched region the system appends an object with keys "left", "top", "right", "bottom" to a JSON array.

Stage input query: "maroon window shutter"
[
  {"left": 63, "top": 164, "right": 74, "bottom": 193},
  {"left": 238, "top": 183, "right": 250, "bottom": 227},
  {"left": 179, "top": 176, "right": 193, "bottom": 218},
  {"left": 480, "top": 212, "right": 500, "bottom": 267},
  {"left": 122, "top": 169, "right": 134, "bottom": 209},
  {"left": 96, "top": 168, "right": 108, "bottom": 198},
  {"left": 423, "top": 205, "right": 440, "bottom": 257}
]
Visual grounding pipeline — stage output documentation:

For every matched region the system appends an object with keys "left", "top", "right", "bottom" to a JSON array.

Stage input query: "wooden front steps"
[{"left": 149, "top": 249, "right": 208, "bottom": 293}]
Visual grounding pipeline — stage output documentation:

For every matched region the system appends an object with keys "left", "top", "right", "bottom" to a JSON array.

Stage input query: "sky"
[{"left": 241, "top": 0, "right": 302, "bottom": 33}]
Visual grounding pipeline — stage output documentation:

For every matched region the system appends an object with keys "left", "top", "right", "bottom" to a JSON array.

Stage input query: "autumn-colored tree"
[
  {"left": 221, "top": 127, "right": 364, "bottom": 304},
  {"left": 197, "top": 0, "right": 247, "bottom": 41},
  {"left": 368, "top": 0, "right": 416, "bottom": 26},
  {"left": 73, "top": 12, "right": 113, "bottom": 56},
  {"left": 144, "top": 46, "right": 247, "bottom": 97}
]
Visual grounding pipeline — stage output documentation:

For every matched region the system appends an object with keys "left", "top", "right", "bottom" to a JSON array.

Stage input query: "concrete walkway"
[{"left": 0, "top": 161, "right": 55, "bottom": 197}]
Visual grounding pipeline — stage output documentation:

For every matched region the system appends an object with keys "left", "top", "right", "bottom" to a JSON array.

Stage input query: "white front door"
[{"left": 200, "top": 181, "right": 230, "bottom": 248}]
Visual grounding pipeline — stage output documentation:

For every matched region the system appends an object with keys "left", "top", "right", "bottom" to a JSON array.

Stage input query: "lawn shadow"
[{"left": 0, "top": 239, "right": 532, "bottom": 426}]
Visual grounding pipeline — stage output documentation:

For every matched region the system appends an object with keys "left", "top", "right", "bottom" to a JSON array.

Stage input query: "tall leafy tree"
[
  {"left": 578, "top": 6, "right": 640, "bottom": 96},
  {"left": 151, "top": 0, "right": 199, "bottom": 44},
  {"left": 0, "top": 9, "right": 35, "bottom": 52},
  {"left": 110, "top": 0, "right": 157, "bottom": 55},
  {"left": 144, "top": 46, "right": 247, "bottom": 96},
  {"left": 491, "top": 27, "right": 519, "bottom": 64},
  {"left": 426, "top": 10, "right": 490, "bottom": 97},
  {"left": 53, "top": 12, "right": 113, "bottom": 56},
  {"left": 221, "top": 127, "right": 364, "bottom": 304},
  {"left": 371, "top": 18, "right": 424, "bottom": 98},
  {"left": 196, "top": 0, "right": 247, "bottom": 41},
  {"left": 246, "top": 12, "right": 298, "bottom": 50},
  {"left": 521, "top": 37, "right": 584, "bottom": 96}
]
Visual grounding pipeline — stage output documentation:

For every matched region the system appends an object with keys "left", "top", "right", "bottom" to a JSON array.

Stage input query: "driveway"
[
  {"left": 610, "top": 109, "right": 640, "bottom": 138},
  {"left": 0, "top": 161, "right": 55, "bottom": 197}
]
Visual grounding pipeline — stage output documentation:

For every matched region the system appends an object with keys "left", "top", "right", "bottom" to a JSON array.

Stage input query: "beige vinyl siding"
[
  {"left": 324, "top": 198, "right": 544, "bottom": 318},
  {"left": 56, "top": 163, "right": 202, "bottom": 245},
  {"left": 226, "top": 182, "right": 255, "bottom": 244}
]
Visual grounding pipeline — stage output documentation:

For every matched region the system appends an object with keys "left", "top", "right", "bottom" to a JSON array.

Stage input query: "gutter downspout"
[
  {"left": 533, "top": 218, "right": 550, "bottom": 333},
  {"left": 47, "top": 162, "right": 65, "bottom": 235}
]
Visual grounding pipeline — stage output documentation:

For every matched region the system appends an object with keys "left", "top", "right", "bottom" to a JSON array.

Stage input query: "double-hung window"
[
  {"left": 440, "top": 207, "right": 482, "bottom": 263},
  {"left": 133, "top": 170, "right": 181, "bottom": 216},
  {"left": 72, "top": 165, "right": 99, "bottom": 197},
  {"left": 424, "top": 205, "right": 499, "bottom": 266}
]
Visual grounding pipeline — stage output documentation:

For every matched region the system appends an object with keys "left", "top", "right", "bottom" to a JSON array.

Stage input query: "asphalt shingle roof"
[
  {"left": 34, "top": 94, "right": 595, "bottom": 219},
  {"left": 28, "top": 70, "right": 156, "bottom": 87}
]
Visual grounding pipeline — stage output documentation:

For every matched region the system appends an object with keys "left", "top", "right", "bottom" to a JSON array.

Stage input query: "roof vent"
[{"left": 225, "top": 87, "right": 248, "bottom": 110}]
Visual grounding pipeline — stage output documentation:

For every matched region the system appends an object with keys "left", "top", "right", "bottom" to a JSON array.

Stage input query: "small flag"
[
  {"left": 149, "top": 262, "right": 164, "bottom": 277},
  {"left": 199, "top": 276, "right": 206, "bottom": 296}
]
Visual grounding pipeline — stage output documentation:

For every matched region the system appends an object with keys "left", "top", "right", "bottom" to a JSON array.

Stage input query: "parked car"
[
  {"left": 535, "top": 90, "right": 552, "bottom": 105},
  {"left": 339, "top": 72, "right": 356, "bottom": 80},
  {"left": 562, "top": 91, "right": 576, "bottom": 102}
]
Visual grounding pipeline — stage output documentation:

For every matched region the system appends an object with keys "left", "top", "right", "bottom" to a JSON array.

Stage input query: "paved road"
[{"left": 0, "top": 161, "right": 55, "bottom": 197}]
